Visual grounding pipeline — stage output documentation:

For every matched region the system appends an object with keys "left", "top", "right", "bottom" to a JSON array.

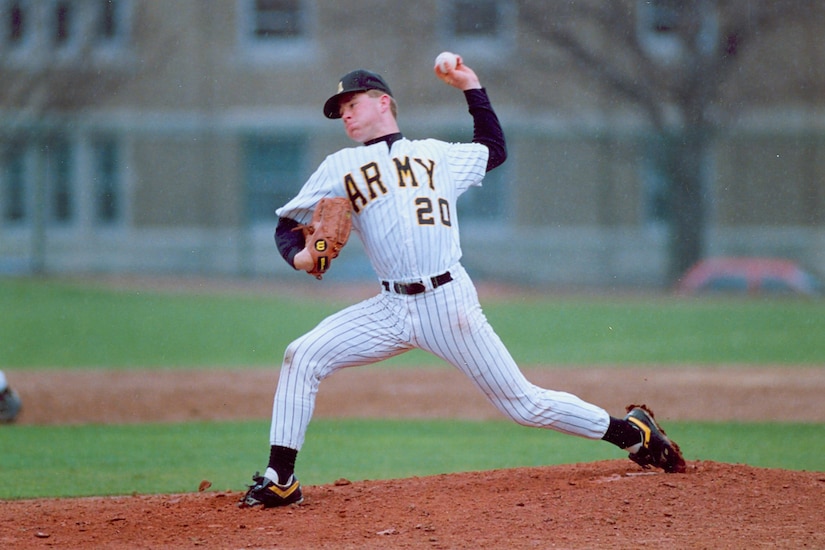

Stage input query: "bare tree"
[
  {"left": 517, "top": 0, "right": 823, "bottom": 283},
  {"left": 0, "top": 1, "right": 169, "bottom": 273},
  {"left": 0, "top": 1, "right": 139, "bottom": 121},
  {"left": 1, "top": 1, "right": 123, "bottom": 272}
]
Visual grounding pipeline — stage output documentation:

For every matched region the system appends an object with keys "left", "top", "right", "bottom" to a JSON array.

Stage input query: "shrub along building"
[{"left": 1, "top": 0, "right": 823, "bottom": 288}]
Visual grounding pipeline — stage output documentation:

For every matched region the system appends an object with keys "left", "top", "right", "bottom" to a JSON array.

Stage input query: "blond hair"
[{"left": 366, "top": 89, "right": 398, "bottom": 119}]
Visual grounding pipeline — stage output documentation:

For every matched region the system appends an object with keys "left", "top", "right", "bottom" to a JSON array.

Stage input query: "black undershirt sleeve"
[
  {"left": 274, "top": 217, "right": 304, "bottom": 268},
  {"left": 464, "top": 88, "right": 507, "bottom": 172}
]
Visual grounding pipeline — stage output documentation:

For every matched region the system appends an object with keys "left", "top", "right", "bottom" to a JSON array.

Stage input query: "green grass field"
[
  {"left": 3, "top": 277, "right": 824, "bottom": 368},
  {"left": 1, "top": 420, "right": 823, "bottom": 499},
  {"left": 1, "top": 277, "right": 824, "bottom": 499}
]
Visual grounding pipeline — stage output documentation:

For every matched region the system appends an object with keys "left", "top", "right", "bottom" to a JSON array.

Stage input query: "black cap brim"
[{"left": 324, "top": 88, "right": 368, "bottom": 119}]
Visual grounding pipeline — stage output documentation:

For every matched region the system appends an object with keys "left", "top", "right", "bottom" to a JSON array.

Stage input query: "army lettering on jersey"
[
  {"left": 345, "top": 155, "right": 437, "bottom": 214},
  {"left": 277, "top": 137, "right": 488, "bottom": 280}
]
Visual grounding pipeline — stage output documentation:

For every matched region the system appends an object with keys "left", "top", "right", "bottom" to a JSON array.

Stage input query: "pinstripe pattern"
[
  {"left": 270, "top": 137, "right": 610, "bottom": 451},
  {"left": 269, "top": 265, "right": 609, "bottom": 450},
  {"left": 277, "top": 138, "right": 486, "bottom": 280}
]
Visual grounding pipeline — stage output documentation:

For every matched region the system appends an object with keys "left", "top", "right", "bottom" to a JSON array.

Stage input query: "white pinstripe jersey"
[{"left": 276, "top": 138, "right": 488, "bottom": 281}]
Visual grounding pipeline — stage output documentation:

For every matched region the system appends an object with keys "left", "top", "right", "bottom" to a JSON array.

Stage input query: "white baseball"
[{"left": 435, "top": 51, "right": 458, "bottom": 73}]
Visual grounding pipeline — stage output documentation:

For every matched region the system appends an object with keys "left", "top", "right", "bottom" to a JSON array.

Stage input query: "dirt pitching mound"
[{"left": 2, "top": 460, "right": 823, "bottom": 549}]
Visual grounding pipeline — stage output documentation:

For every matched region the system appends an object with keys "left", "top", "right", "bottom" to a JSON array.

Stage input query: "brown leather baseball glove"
[{"left": 295, "top": 197, "right": 352, "bottom": 279}]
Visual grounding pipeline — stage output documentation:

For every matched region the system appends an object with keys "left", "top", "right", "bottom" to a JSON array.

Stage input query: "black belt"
[{"left": 382, "top": 271, "right": 453, "bottom": 295}]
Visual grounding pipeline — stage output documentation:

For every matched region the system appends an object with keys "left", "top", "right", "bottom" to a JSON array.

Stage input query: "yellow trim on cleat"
[
  {"left": 627, "top": 416, "right": 651, "bottom": 447},
  {"left": 267, "top": 480, "right": 300, "bottom": 500}
]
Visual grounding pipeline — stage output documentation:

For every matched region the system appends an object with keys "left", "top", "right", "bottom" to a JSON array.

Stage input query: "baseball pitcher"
[{"left": 242, "top": 56, "right": 685, "bottom": 508}]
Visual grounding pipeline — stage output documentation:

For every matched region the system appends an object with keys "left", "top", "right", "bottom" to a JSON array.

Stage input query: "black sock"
[
  {"left": 601, "top": 416, "right": 643, "bottom": 450},
  {"left": 268, "top": 445, "right": 298, "bottom": 484}
]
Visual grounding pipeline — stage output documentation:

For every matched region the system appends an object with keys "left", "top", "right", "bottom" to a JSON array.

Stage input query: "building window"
[
  {"left": 1, "top": 135, "right": 124, "bottom": 228},
  {"left": 244, "top": 136, "right": 306, "bottom": 223},
  {"left": 1, "top": 138, "right": 75, "bottom": 226},
  {"left": 239, "top": 0, "right": 314, "bottom": 62},
  {"left": 444, "top": 0, "right": 515, "bottom": 40},
  {"left": 6, "top": 0, "right": 25, "bottom": 44},
  {"left": 97, "top": 0, "right": 119, "bottom": 40},
  {"left": 1, "top": 0, "right": 31, "bottom": 50},
  {"left": 243, "top": 0, "right": 307, "bottom": 43},
  {"left": 1, "top": 0, "right": 131, "bottom": 63},
  {"left": 253, "top": 0, "right": 302, "bottom": 38},
  {"left": 52, "top": 0, "right": 75, "bottom": 47},
  {"left": 93, "top": 0, "right": 130, "bottom": 48},
  {"left": 637, "top": 0, "right": 718, "bottom": 61},
  {"left": 647, "top": 0, "right": 681, "bottom": 33},
  {"left": 92, "top": 137, "right": 121, "bottom": 225},
  {"left": 640, "top": 137, "right": 670, "bottom": 230},
  {"left": 441, "top": 0, "right": 515, "bottom": 57},
  {"left": 1, "top": 142, "right": 27, "bottom": 223},
  {"left": 45, "top": 139, "right": 73, "bottom": 224},
  {"left": 450, "top": 0, "right": 500, "bottom": 38}
]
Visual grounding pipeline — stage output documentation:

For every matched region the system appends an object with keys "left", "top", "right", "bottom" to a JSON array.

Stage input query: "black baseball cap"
[{"left": 323, "top": 69, "right": 393, "bottom": 119}]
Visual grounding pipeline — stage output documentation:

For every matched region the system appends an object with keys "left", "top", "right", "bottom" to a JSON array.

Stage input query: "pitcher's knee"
[
  {"left": 509, "top": 413, "right": 544, "bottom": 428},
  {"left": 282, "top": 338, "right": 336, "bottom": 385},
  {"left": 495, "top": 395, "right": 552, "bottom": 428},
  {"left": 282, "top": 340, "right": 314, "bottom": 375}
]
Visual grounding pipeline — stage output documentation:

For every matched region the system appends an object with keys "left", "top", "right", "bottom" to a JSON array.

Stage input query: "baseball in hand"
[{"left": 434, "top": 51, "right": 458, "bottom": 73}]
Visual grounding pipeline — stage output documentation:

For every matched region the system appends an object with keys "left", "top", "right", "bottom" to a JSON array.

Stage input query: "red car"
[{"left": 677, "top": 257, "right": 823, "bottom": 296}]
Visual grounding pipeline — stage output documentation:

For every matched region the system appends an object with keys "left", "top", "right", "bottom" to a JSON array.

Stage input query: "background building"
[{"left": 1, "top": 0, "right": 823, "bottom": 288}]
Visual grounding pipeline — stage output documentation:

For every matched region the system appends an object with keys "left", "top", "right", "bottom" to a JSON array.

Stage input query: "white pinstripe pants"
[{"left": 269, "top": 264, "right": 610, "bottom": 450}]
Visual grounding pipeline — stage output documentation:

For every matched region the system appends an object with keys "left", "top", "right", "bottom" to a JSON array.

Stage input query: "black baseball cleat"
[
  {"left": 0, "top": 386, "right": 22, "bottom": 423},
  {"left": 624, "top": 405, "right": 686, "bottom": 473},
  {"left": 240, "top": 472, "right": 304, "bottom": 508}
]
